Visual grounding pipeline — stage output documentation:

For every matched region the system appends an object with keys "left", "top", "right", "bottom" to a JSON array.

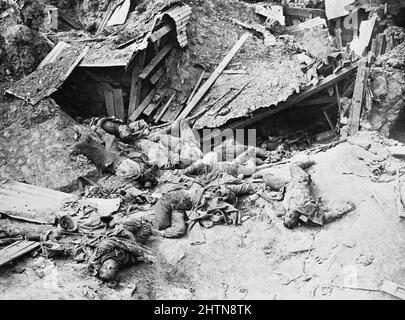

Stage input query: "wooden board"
[
  {"left": 186, "top": 70, "right": 205, "bottom": 105},
  {"left": 284, "top": 7, "right": 326, "bottom": 19},
  {"left": 112, "top": 88, "right": 125, "bottom": 120},
  {"left": 149, "top": 24, "right": 174, "bottom": 43},
  {"left": 128, "top": 89, "right": 156, "bottom": 121},
  {"left": 139, "top": 43, "right": 175, "bottom": 80},
  {"left": 150, "top": 67, "right": 165, "bottom": 85},
  {"left": 155, "top": 92, "right": 176, "bottom": 123},
  {"left": 104, "top": 89, "right": 115, "bottom": 117},
  {"left": 349, "top": 59, "right": 368, "bottom": 136},
  {"left": 6, "top": 45, "right": 88, "bottom": 105},
  {"left": 375, "top": 33, "right": 386, "bottom": 56},
  {"left": 385, "top": 35, "right": 394, "bottom": 53},
  {"left": 177, "top": 33, "right": 250, "bottom": 120},
  {"left": 128, "top": 52, "right": 146, "bottom": 118},
  {"left": 0, "top": 240, "right": 40, "bottom": 267}
]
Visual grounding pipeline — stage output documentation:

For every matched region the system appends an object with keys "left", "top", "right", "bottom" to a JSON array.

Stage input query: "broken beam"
[
  {"left": 128, "top": 52, "right": 146, "bottom": 118},
  {"left": 112, "top": 88, "right": 125, "bottom": 120},
  {"left": 155, "top": 92, "right": 176, "bottom": 123},
  {"left": 139, "top": 43, "right": 175, "bottom": 80},
  {"left": 186, "top": 69, "right": 205, "bottom": 105},
  {"left": 177, "top": 32, "right": 250, "bottom": 120},
  {"left": 128, "top": 89, "right": 156, "bottom": 121},
  {"left": 149, "top": 24, "right": 174, "bottom": 43},
  {"left": 283, "top": 7, "right": 326, "bottom": 19},
  {"left": 0, "top": 240, "right": 41, "bottom": 267},
  {"left": 348, "top": 59, "right": 368, "bottom": 136},
  {"left": 150, "top": 67, "right": 165, "bottom": 85}
]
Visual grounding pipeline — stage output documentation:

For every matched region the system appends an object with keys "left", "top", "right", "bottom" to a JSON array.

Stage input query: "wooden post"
[
  {"left": 128, "top": 89, "right": 156, "bottom": 122},
  {"left": 103, "top": 88, "right": 115, "bottom": 117},
  {"left": 335, "top": 28, "right": 343, "bottom": 51},
  {"left": 177, "top": 33, "right": 251, "bottom": 120},
  {"left": 348, "top": 59, "right": 368, "bottom": 136},
  {"left": 128, "top": 51, "right": 146, "bottom": 119},
  {"left": 112, "top": 88, "right": 125, "bottom": 120},
  {"left": 139, "top": 43, "right": 175, "bottom": 80},
  {"left": 155, "top": 92, "right": 176, "bottom": 123},
  {"left": 186, "top": 69, "right": 205, "bottom": 105}
]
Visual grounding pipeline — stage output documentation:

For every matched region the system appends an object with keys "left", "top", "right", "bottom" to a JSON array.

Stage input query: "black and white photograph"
[{"left": 0, "top": 0, "right": 404, "bottom": 305}]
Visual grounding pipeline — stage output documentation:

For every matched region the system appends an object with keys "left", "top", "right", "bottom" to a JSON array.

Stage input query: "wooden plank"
[
  {"left": 104, "top": 89, "right": 115, "bottom": 117},
  {"left": 186, "top": 70, "right": 205, "bottom": 105},
  {"left": 96, "top": 1, "right": 118, "bottom": 35},
  {"left": 375, "top": 33, "right": 385, "bottom": 56},
  {"left": 149, "top": 24, "right": 174, "bottom": 43},
  {"left": 139, "top": 43, "right": 175, "bottom": 80},
  {"left": 155, "top": 92, "right": 176, "bottom": 123},
  {"left": 60, "top": 46, "right": 89, "bottom": 86},
  {"left": 128, "top": 89, "right": 156, "bottom": 121},
  {"left": 380, "top": 280, "right": 405, "bottom": 300},
  {"left": 284, "top": 7, "right": 326, "bottom": 19},
  {"left": 112, "top": 88, "right": 125, "bottom": 120},
  {"left": 335, "top": 28, "right": 343, "bottom": 51},
  {"left": 150, "top": 67, "right": 165, "bottom": 85},
  {"left": 143, "top": 102, "right": 158, "bottom": 117},
  {"left": 385, "top": 34, "right": 393, "bottom": 53},
  {"left": 201, "top": 61, "right": 359, "bottom": 143},
  {"left": 128, "top": 52, "right": 146, "bottom": 118},
  {"left": 0, "top": 240, "right": 40, "bottom": 267},
  {"left": 348, "top": 59, "right": 368, "bottom": 136},
  {"left": 177, "top": 33, "right": 250, "bottom": 120}
]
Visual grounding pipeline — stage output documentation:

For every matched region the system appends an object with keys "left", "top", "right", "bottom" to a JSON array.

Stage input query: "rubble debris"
[
  {"left": 177, "top": 32, "right": 251, "bottom": 120},
  {"left": 2, "top": 0, "right": 405, "bottom": 301}
]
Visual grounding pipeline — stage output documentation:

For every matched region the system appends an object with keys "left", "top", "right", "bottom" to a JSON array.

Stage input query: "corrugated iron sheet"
[
  {"left": 0, "top": 181, "right": 122, "bottom": 223},
  {"left": 79, "top": 3, "right": 191, "bottom": 67},
  {"left": 163, "top": 5, "right": 192, "bottom": 48},
  {"left": 0, "top": 181, "right": 73, "bottom": 224}
]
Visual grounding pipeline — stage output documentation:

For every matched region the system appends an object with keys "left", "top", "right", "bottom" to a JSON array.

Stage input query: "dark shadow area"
[{"left": 389, "top": 102, "right": 405, "bottom": 144}]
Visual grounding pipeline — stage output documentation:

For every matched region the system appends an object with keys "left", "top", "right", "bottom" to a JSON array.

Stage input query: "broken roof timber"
[
  {"left": 284, "top": 7, "right": 326, "bottom": 19},
  {"left": 78, "top": 4, "right": 191, "bottom": 68},
  {"left": 177, "top": 32, "right": 251, "bottom": 120},
  {"left": 202, "top": 61, "right": 359, "bottom": 143},
  {"left": 6, "top": 44, "right": 89, "bottom": 105}
]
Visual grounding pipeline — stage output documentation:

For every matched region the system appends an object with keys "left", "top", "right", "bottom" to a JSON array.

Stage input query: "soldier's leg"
[
  {"left": 162, "top": 211, "right": 187, "bottom": 238},
  {"left": 324, "top": 202, "right": 356, "bottom": 224}
]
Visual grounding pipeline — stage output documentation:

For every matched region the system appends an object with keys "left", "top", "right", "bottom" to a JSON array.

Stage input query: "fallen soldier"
[
  {"left": 138, "top": 118, "right": 203, "bottom": 169},
  {"left": 75, "top": 218, "right": 154, "bottom": 283},
  {"left": 89, "top": 117, "right": 150, "bottom": 142},
  {"left": 184, "top": 144, "right": 270, "bottom": 179},
  {"left": 152, "top": 178, "right": 261, "bottom": 238},
  {"left": 255, "top": 161, "right": 356, "bottom": 229}
]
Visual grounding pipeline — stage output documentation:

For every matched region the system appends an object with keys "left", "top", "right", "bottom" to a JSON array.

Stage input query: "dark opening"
[
  {"left": 393, "top": 8, "right": 405, "bottom": 28},
  {"left": 252, "top": 96, "right": 339, "bottom": 150},
  {"left": 52, "top": 66, "right": 131, "bottom": 121},
  {"left": 389, "top": 101, "right": 405, "bottom": 144}
]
